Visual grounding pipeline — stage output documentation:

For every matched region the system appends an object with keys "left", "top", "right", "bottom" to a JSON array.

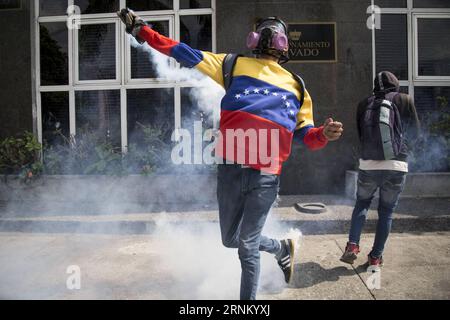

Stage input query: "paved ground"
[{"left": 0, "top": 196, "right": 449, "bottom": 300}]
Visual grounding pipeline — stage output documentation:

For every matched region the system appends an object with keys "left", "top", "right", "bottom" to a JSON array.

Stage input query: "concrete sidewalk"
[
  {"left": 0, "top": 196, "right": 449, "bottom": 235},
  {"left": 0, "top": 195, "right": 449, "bottom": 300},
  {"left": 0, "top": 231, "right": 448, "bottom": 300}
]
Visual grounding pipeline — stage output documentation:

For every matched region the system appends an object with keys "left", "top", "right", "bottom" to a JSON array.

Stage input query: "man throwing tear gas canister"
[{"left": 118, "top": 8, "right": 343, "bottom": 300}]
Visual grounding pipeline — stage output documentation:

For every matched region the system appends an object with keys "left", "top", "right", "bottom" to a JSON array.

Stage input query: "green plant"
[
  {"left": 83, "top": 143, "right": 123, "bottom": 175},
  {"left": 431, "top": 96, "right": 450, "bottom": 170},
  {"left": 43, "top": 128, "right": 123, "bottom": 175},
  {"left": 123, "top": 122, "right": 173, "bottom": 175},
  {"left": 0, "top": 132, "right": 43, "bottom": 178},
  {"left": 430, "top": 97, "right": 450, "bottom": 138},
  {"left": 43, "top": 123, "right": 174, "bottom": 176}
]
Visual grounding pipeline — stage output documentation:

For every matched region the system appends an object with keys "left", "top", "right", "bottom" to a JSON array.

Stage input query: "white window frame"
[
  {"left": 372, "top": 0, "right": 450, "bottom": 100},
  {"left": 33, "top": 0, "right": 217, "bottom": 154},
  {"left": 125, "top": 15, "right": 175, "bottom": 84},
  {"left": 413, "top": 13, "right": 450, "bottom": 81},
  {"left": 74, "top": 18, "right": 121, "bottom": 85}
]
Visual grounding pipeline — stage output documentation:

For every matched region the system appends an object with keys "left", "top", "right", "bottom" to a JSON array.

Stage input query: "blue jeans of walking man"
[
  {"left": 217, "top": 164, "right": 281, "bottom": 300},
  {"left": 349, "top": 170, "right": 407, "bottom": 258}
]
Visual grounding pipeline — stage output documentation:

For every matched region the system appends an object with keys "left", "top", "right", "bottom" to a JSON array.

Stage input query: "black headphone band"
[{"left": 256, "top": 17, "right": 287, "bottom": 34}]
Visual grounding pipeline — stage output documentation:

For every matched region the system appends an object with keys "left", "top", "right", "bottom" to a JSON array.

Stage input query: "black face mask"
[{"left": 252, "top": 18, "right": 290, "bottom": 64}]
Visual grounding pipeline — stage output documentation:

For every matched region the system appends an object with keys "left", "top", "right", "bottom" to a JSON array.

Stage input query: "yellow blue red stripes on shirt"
[{"left": 221, "top": 76, "right": 300, "bottom": 132}]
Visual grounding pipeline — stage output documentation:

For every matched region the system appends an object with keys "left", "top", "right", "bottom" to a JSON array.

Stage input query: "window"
[
  {"left": 74, "top": 0, "right": 120, "bottom": 14},
  {"left": 414, "top": 0, "right": 450, "bottom": 8},
  {"left": 129, "top": 19, "right": 172, "bottom": 80},
  {"left": 41, "top": 92, "right": 70, "bottom": 146},
  {"left": 413, "top": 86, "right": 450, "bottom": 172},
  {"left": 181, "top": 87, "right": 213, "bottom": 130},
  {"left": 373, "top": 2, "right": 450, "bottom": 172},
  {"left": 76, "top": 90, "right": 122, "bottom": 147},
  {"left": 414, "top": 86, "right": 450, "bottom": 114},
  {"left": 39, "top": 0, "right": 68, "bottom": 16},
  {"left": 127, "top": 88, "right": 175, "bottom": 145},
  {"left": 126, "top": 0, "right": 173, "bottom": 11},
  {"left": 77, "top": 22, "right": 118, "bottom": 82},
  {"left": 35, "top": 0, "right": 216, "bottom": 174},
  {"left": 39, "top": 23, "right": 68, "bottom": 85},
  {"left": 416, "top": 17, "right": 450, "bottom": 77},
  {"left": 375, "top": 0, "right": 407, "bottom": 8},
  {"left": 180, "top": 86, "right": 215, "bottom": 171},
  {"left": 180, "top": 0, "right": 211, "bottom": 9},
  {"left": 180, "top": 15, "right": 212, "bottom": 51},
  {"left": 375, "top": 14, "right": 408, "bottom": 80}
]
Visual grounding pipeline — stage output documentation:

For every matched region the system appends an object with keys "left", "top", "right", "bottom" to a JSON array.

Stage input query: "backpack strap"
[
  {"left": 223, "top": 55, "right": 307, "bottom": 109},
  {"left": 222, "top": 53, "right": 243, "bottom": 91},
  {"left": 290, "top": 72, "right": 306, "bottom": 108}
]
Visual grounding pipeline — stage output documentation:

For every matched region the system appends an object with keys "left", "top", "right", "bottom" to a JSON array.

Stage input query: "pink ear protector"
[
  {"left": 246, "top": 31, "right": 288, "bottom": 51},
  {"left": 246, "top": 18, "right": 289, "bottom": 52}
]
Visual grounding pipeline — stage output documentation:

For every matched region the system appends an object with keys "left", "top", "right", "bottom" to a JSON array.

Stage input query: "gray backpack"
[{"left": 360, "top": 92, "right": 404, "bottom": 160}]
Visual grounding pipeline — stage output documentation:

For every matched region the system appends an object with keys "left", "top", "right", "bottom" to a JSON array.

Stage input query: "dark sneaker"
[
  {"left": 276, "top": 239, "right": 295, "bottom": 284},
  {"left": 367, "top": 254, "right": 384, "bottom": 270},
  {"left": 340, "top": 242, "right": 360, "bottom": 265}
]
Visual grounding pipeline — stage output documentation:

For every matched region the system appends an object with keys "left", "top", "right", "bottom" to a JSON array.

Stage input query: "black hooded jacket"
[{"left": 356, "top": 71, "right": 421, "bottom": 162}]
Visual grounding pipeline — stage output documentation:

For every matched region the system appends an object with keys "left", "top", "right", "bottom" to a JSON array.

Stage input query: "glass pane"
[
  {"left": 126, "top": 0, "right": 173, "bottom": 11},
  {"left": 375, "top": 0, "right": 407, "bottom": 7},
  {"left": 127, "top": 88, "right": 174, "bottom": 145},
  {"left": 76, "top": 90, "right": 121, "bottom": 147},
  {"left": 180, "top": 15, "right": 212, "bottom": 51},
  {"left": 181, "top": 87, "right": 213, "bottom": 130},
  {"left": 180, "top": 0, "right": 211, "bottom": 9},
  {"left": 375, "top": 14, "right": 408, "bottom": 80},
  {"left": 414, "top": 0, "right": 450, "bottom": 8},
  {"left": 131, "top": 20, "right": 170, "bottom": 79},
  {"left": 78, "top": 23, "right": 116, "bottom": 81},
  {"left": 74, "top": 0, "right": 119, "bottom": 14},
  {"left": 126, "top": 89, "right": 174, "bottom": 173},
  {"left": 180, "top": 87, "right": 214, "bottom": 172},
  {"left": 41, "top": 92, "right": 70, "bottom": 146},
  {"left": 40, "top": 23, "right": 69, "bottom": 85},
  {"left": 411, "top": 87, "right": 450, "bottom": 172},
  {"left": 414, "top": 86, "right": 450, "bottom": 115},
  {"left": 417, "top": 18, "right": 450, "bottom": 77},
  {"left": 39, "top": 0, "right": 67, "bottom": 16}
]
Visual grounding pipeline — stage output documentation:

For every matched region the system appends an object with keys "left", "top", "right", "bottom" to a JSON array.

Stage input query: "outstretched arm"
[
  {"left": 138, "top": 26, "right": 226, "bottom": 85},
  {"left": 118, "top": 8, "right": 226, "bottom": 87},
  {"left": 293, "top": 89, "right": 343, "bottom": 150}
]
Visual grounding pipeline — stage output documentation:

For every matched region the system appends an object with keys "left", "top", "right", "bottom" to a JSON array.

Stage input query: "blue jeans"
[
  {"left": 217, "top": 164, "right": 281, "bottom": 300},
  {"left": 349, "top": 170, "right": 406, "bottom": 258}
]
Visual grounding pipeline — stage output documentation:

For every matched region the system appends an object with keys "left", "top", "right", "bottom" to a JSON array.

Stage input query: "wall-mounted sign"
[
  {"left": 287, "top": 22, "right": 337, "bottom": 63},
  {"left": 0, "top": 0, "right": 21, "bottom": 10}
]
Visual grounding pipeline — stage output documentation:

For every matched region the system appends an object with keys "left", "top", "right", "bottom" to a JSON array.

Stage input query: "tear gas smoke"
[
  {"left": 154, "top": 214, "right": 302, "bottom": 299},
  {"left": 129, "top": 36, "right": 224, "bottom": 125},
  {"left": 0, "top": 36, "right": 302, "bottom": 300}
]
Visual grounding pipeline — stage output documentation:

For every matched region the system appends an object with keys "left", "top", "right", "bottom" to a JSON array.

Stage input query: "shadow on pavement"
[
  {"left": 259, "top": 261, "right": 367, "bottom": 295},
  {"left": 290, "top": 262, "right": 358, "bottom": 289}
]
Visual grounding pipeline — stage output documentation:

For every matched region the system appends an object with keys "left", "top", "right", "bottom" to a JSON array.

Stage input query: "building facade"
[{"left": 0, "top": 0, "right": 449, "bottom": 194}]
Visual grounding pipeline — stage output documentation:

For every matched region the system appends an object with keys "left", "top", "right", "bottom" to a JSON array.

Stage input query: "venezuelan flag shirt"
[{"left": 138, "top": 26, "right": 328, "bottom": 175}]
